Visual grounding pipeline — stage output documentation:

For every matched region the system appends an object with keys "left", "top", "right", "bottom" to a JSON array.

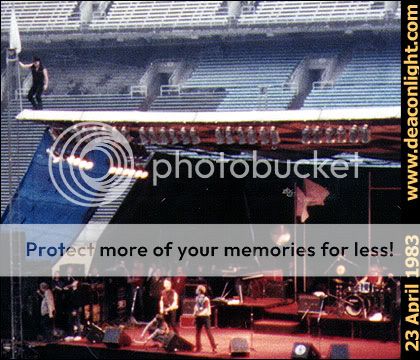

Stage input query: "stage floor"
[{"left": 34, "top": 326, "right": 400, "bottom": 359}]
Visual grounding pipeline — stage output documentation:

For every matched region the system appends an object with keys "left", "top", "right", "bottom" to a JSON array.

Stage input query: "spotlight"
[
  {"left": 120, "top": 126, "right": 128, "bottom": 136},
  {"left": 122, "top": 168, "right": 131, "bottom": 176},
  {"left": 237, "top": 126, "right": 246, "bottom": 144},
  {"left": 360, "top": 124, "right": 370, "bottom": 144},
  {"left": 312, "top": 125, "right": 322, "bottom": 144},
  {"left": 116, "top": 167, "right": 124, "bottom": 175},
  {"left": 270, "top": 126, "right": 280, "bottom": 146},
  {"left": 158, "top": 127, "right": 168, "bottom": 145},
  {"left": 73, "top": 157, "right": 81, "bottom": 167},
  {"left": 67, "top": 155, "right": 76, "bottom": 165},
  {"left": 127, "top": 169, "right": 136, "bottom": 177},
  {"left": 109, "top": 166, "right": 117, "bottom": 175},
  {"left": 259, "top": 126, "right": 269, "bottom": 145},
  {"left": 349, "top": 124, "right": 359, "bottom": 143},
  {"left": 302, "top": 125, "right": 311, "bottom": 144},
  {"left": 140, "top": 170, "right": 149, "bottom": 179},
  {"left": 225, "top": 126, "right": 234, "bottom": 144},
  {"left": 190, "top": 127, "right": 201, "bottom": 145},
  {"left": 291, "top": 343, "right": 320, "bottom": 359},
  {"left": 168, "top": 128, "right": 179, "bottom": 145},
  {"left": 336, "top": 125, "right": 346, "bottom": 143},
  {"left": 134, "top": 170, "right": 143, "bottom": 179},
  {"left": 325, "top": 126, "right": 335, "bottom": 144},
  {"left": 85, "top": 161, "right": 94, "bottom": 170},
  {"left": 247, "top": 126, "right": 257, "bottom": 145},
  {"left": 79, "top": 160, "right": 87, "bottom": 169},
  {"left": 139, "top": 127, "right": 149, "bottom": 145},
  {"left": 180, "top": 126, "right": 190, "bottom": 145},
  {"left": 336, "top": 265, "right": 346, "bottom": 276},
  {"left": 271, "top": 225, "right": 291, "bottom": 246},
  {"left": 215, "top": 127, "right": 224, "bottom": 145},
  {"left": 148, "top": 127, "right": 157, "bottom": 145}
]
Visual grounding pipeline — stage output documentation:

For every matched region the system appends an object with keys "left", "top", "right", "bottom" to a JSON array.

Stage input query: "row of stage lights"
[
  {"left": 215, "top": 126, "right": 280, "bottom": 145},
  {"left": 47, "top": 149, "right": 149, "bottom": 180},
  {"left": 301, "top": 124, "right": 370, "bottom": 144},
  {"left": 62, "top": 124, "right": 370, "bottom": 148},
  {"left": 121, "top": 125, "right": 281, "bottom": 146},
  {"left": 47, "top": 149, "right": 94, "bottom": 170},
  {"left": 108, "top": 166, "right": 149, "bottom": 179},
  {"left": 123, "top": 126, "right": 201, "bottom": 146}
]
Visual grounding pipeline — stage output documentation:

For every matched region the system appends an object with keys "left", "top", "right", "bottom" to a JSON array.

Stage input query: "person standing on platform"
[
  {"left": 193, "top": 285, "right": 217, "bottom": 353},
  {"left": 159, "top": 278, "right": 179, "bottom": 335},
  {"left": 19, "top": 56, "right": 49, "bottom": 110},
  {"left": 37, "top": 282, "right": 55, "bottom": 342}
]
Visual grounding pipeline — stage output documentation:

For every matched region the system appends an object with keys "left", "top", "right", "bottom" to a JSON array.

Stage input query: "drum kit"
[{"left": 324, "top": 278, "right": 391, "bottom": 321}]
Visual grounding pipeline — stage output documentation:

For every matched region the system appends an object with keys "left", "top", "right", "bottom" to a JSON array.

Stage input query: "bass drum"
[{"left": 345, "top": 295, "right": 370, "bottom": 317}]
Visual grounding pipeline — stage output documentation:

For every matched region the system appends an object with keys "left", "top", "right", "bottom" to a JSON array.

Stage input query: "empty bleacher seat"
[
  {"left": 90, "top": 1, "right": 229, "bottom": 30},
  {"left": 1, "top": 1, "right": 79, "bottom": 32},
  {"left": 238, "top": 1, "right": 394, "bottom": 26},
  {"left": 303, "top": 46, "right": 400, "bottom": 108}
]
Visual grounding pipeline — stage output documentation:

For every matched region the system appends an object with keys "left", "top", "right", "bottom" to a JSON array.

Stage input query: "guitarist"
[
  {"left": 193, "top": 285, "right": 217, "bottom": 353},
  {"left": 159, "top": 279, "right": 179, "bottom": 335}
]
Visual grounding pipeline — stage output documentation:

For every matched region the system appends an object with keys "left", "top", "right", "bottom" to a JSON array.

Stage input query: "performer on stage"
[
  {"left": 37, "top": 282, "right": 55, "bottom": 342},
  {"left": 137, "top": 314, "right": 170, "bottom": 346},
  {"left": 357, "top": 264, "right": 384, "bottom": 287},
  {"left": 193, "top": 285, "right": 217, "bottom": 353},
  {"left": 159, "top": 279, "right": 179, "bottom": 335},
  {"left": 51, "top": 271, "right": 66, "bottom": 332},
  {"left": 19, "top": 56, "right": 49, "bottom": 110}
]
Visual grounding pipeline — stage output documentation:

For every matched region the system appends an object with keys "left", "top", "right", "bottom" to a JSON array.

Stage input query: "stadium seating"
[
  {"left": 90, "top": 1, "right": 229, "bottom": 30},
  {"left": 44, "top": 63, "right": 146, "bottom": 95},
  {"left": 1, "top": 1, "right": 79, "bottom": 32},
  {"left": 151, "top": 42, "right": 348, "bottom": 111},
  {"left": 149, "top": 44, "right": 300, "bottom": 111},
  {"left": 303, "top": 46, "right": 400, "bottom": 108},
  {"left": 238, "top": 1, "right": 389, "bottom": 26},
  {"left": 150, "top": 91, "right": 227, "bottom": 112},
  {"left": 1, "top": 1, "right": 400, "bottom": 33}
]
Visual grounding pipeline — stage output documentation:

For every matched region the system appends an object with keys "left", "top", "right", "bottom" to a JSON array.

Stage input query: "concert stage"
[{"left": 32, "top": 327, "right": 399, "bottom": 359}]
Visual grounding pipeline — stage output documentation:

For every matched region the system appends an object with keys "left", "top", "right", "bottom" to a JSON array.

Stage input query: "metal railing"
[
  {"left": 159, "top": 82, "right": 299, "bottom": 97},
  {"left": 312, "top": 81, "right": 335, "bottom": 90},
  {"left": 130, "top": 85, "right": 147, "bottom": 98}
]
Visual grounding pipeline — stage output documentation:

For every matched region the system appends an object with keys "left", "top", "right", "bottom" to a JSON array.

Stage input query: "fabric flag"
[
  {"left": 9, "top": 8, "right": 21, "bottom": 54},
  {"left": 295, "top": 186, "right": 309, "bottom": 223},
  {"left": 304, "top": 178, "right": 330, "bottom": 206},
  {"left": 295, "top": 179, "right": 330, "bottom": 223}
]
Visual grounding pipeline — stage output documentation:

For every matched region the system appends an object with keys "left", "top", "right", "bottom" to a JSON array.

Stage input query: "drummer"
[{"left": 357, "top": 264, "right": 383, "bottom": 288}]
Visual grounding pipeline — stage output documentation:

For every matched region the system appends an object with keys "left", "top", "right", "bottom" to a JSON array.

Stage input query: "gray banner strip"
[{"left": 0, "top": 224, "right": 418, "bottom": 277}]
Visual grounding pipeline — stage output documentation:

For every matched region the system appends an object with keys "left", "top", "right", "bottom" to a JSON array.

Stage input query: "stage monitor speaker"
[
  {"left": 229, "top": 337, "right": 250, "bottom": 357},
  {"left": 297, "top": 295, "right": 322, "bottom": 314},
  {"left": 102, "top": 328, "right": 131, "bottom": 348},
  {"left": 85, "top": 323, "right": 105, "bottom": 344},
  {"left": 163, "top": 332, "right": 194, "bottom": 352},
  {"left": 329, "top": 344, "right": 349, "bottom": 359},
  {"left": 291, "top": 342, "right": 320, "bottom": 359}
]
